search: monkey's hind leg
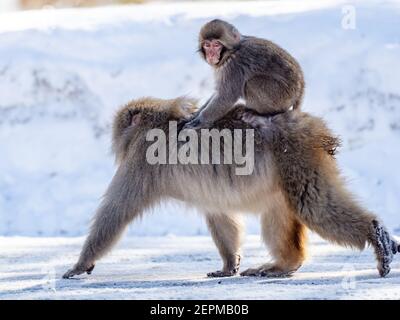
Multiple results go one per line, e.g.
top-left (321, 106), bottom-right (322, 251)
top-left (241, 196), bottom-right (307, 277)
top-left (292, 164), bottom-right (400, 277)
top-left (369, 220), bottom-right (400, 277)
top-left (206, 213), bottom-right (244, 277)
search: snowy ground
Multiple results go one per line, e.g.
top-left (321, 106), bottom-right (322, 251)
top-left (1, 235), bottom-right (399, 300)
top-left (1, 0), bottom-right (400, 300)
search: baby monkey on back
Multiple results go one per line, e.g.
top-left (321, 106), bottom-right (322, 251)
top-left (186, 19), bottom-right (305, 128)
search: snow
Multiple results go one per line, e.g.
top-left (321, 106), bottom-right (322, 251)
top-left (1, 0), bottom-right (399, 301)
top-left (0, 235), bottom-right (399, 299)
top-left (0, 0), bottom-right (399, 267)
top-left (1, 0), bottom-right (399, 238)
top-left (0, 1), bottom-right (18, 14)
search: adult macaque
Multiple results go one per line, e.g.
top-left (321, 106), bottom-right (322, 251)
top-left (185, 19), bottom-right (305, 128)
top-left (63, 97), bottom-right (399, 279)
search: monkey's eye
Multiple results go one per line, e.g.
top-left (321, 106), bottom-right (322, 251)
top-left (203, 41), bottom-right (212, 48)
top-left (212, 41), bottom-right (222, 48)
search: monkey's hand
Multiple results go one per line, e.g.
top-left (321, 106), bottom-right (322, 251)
top-left (207, 265), bottom-right (240, 278)
top-left (183, 116), bottom-right (206, 130)
top-left (62, 263), bottom-right (95, 279)
top-left (207, 269), bottom-right (238, 277)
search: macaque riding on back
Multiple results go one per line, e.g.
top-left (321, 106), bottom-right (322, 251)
top-left (185, 19), bottom-right (305, 129)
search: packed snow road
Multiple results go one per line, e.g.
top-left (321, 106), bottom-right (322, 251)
top-left (0, 235), bottom-right (399, 299)
top-left (1, 1), bottom-right (400, 239)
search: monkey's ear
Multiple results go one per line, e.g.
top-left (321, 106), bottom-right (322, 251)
top-left (232, 30), bottom-right (241, 42)
top-left (129, 111), bottom-right (141, 126)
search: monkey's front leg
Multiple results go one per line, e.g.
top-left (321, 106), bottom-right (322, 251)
top-left (182, 98), bottom-right (213, 129)
top-left (63, 167), bottom-right (147, 279)
top-left (241, 206), bottom-right (307, 278)
top-left (205, 213), bottom-right (244, 277)
top-left (62, 197), bottom-right (139, 279)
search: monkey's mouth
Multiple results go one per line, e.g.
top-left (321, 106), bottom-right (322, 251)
top-left (207, 54), bottom-right (220, 65)
top-left (207, 47), bottom-right (226, 66)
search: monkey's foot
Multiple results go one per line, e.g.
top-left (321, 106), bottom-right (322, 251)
top-left (370, 220), bottom-right (400, 277)
top-left (241, 111), bottom-right (271, 129)
top-left (62, 263), bottom-right (95, 279)
top-left (240, 263), bottom-right (298, 278)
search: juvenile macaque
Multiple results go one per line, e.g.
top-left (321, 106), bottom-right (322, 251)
top-left (63, 97), bottom-right (399, 279)
top-left (186, 19), bottom-right (305, 128)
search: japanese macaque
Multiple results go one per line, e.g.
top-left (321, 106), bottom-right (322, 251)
top-left (63, 97), bottom-right (399, 279)
top-left (185, 19), bottom-right (305, 129)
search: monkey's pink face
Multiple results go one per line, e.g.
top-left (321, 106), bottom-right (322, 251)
top-left (203, 39), bottom-right (223, 65)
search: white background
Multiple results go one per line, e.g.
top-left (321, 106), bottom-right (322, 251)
top-left (0, 0), bottom-right (399, 237)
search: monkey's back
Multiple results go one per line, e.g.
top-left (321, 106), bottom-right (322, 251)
top-left (111, 98), bottom-right (339, 215)
top-left (237, 36), bottom-right (304, 83)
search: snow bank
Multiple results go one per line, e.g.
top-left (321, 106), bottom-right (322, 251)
top-left (0, 0), bottom-right (399, 236)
